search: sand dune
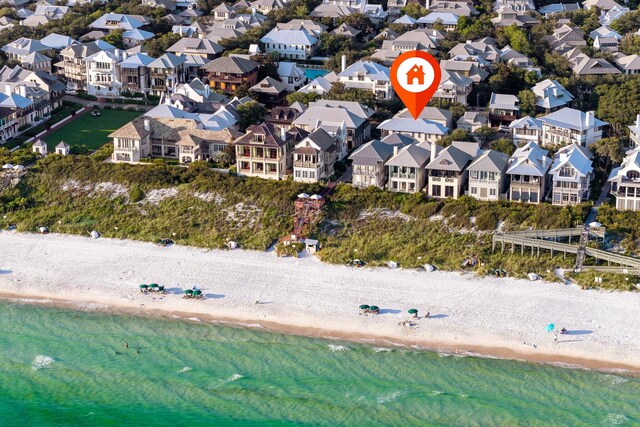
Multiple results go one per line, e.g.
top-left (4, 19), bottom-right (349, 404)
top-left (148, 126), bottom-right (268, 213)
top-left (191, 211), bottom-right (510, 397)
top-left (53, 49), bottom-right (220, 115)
top-left (1, 231), bottom-right (639, 371)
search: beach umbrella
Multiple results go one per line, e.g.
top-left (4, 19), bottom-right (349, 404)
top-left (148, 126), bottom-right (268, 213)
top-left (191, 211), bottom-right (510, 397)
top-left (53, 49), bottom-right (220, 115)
top-left (139, 284), bottom-right (148, 289)
top-left (369, 305), bottom-right (379, 311)
top-left (546, 323), bottom-right (555, 333)
top-left (359, 304), bottom-right (370, 310)
top-left (2, 163), bottom-right (13, 169)
top-left (13, 165), bottom-right (25, 171)
top-left (408, 309), bottom-right (418, 315)
top-left (184, 289), bottom-right (193, 295)
top-left (149, 283), bottom-right (159, 288)
top-left (297, 193), bottom-right (310, 199)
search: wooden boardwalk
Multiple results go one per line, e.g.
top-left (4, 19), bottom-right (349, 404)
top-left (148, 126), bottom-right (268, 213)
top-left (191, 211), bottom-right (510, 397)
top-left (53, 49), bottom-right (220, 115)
top-left (492, 226), bottom-right (640, 272)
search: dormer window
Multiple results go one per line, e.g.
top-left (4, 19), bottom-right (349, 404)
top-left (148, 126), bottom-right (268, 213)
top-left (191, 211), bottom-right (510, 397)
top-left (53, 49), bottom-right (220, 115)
top-left (253, 133), bottom-right (265, 143)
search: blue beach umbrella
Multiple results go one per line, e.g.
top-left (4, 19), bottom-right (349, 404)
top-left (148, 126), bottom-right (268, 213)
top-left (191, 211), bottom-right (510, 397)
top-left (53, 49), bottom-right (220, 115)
top-left (546, 323), bottom-right (555, 333)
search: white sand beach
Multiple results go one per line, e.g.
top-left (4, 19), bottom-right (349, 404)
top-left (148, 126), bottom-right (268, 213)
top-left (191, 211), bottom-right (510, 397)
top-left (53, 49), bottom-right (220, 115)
top-left (1, 231), bottom-right (640, 371)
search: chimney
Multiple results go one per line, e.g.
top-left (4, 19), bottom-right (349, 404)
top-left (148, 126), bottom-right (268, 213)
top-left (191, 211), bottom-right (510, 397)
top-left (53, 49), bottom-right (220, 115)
top-left (393, 145), bottom-right (398, 156)
top-left (4, 84), bottom-right (11, 96)
top-left (280, 126), bottom-right (287, 141)
top-left (18, 85), bottom-right (26, 98)
top-left (586, 111), bottom-right (594, 127)
top-left (426, 0), bottom-right (430, 9)
top-left (179, 26), bottom-right (183, 36)
top-left (144, 118), bottom-right (150, 132)
top-left (252, 6), bottom-right (256, 14)
top-left (636, 113), bottom-right (640, 128)
top-left (341, 54), bottom-right (347, 73)
top-left (430, 140), bottom-right (436, 163)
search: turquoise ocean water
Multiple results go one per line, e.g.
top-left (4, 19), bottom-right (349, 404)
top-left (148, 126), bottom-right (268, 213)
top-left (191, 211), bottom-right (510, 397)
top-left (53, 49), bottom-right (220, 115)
top-left (0, 301), bottom-right (638, 426)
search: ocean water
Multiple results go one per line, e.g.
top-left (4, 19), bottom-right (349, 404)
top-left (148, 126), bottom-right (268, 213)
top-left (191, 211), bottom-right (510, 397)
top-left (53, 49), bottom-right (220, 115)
top-left (0, 302), bottom-right (639, 426)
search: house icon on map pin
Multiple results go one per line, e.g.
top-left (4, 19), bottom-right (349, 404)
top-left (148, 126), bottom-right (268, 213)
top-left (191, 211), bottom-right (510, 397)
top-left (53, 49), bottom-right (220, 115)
top-left (406, 65), bottom-right (425, 85)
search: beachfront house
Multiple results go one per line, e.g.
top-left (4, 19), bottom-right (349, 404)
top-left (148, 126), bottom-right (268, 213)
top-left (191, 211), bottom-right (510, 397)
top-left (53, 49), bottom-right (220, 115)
top-left (385, 142), bottom-right (435, 193)
top-left (426, 141), bottom-right (481, 199)
top-left (109, 116), bottom-right (239, 164)
top-left (292, 128), bottom-right (338, 183)
top-left (549, 143), bottom-right (594, 205)
top-left (349, 139), bottom-right (397, 189)
top-left (260, 28), bottom-right (318, 60)
top-left (234, 122), bottom-right (307, 180)
top-left (608, 147), bottom-right (640, 211)
top-left (467, 149), bottom-right (510, 201)
top-left (506, 141), bottom-right (551, 204)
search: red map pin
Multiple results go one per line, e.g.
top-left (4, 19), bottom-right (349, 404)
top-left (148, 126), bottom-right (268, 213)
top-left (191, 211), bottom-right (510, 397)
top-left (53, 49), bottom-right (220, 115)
top-left (390, 51), bottom-right (441, 120)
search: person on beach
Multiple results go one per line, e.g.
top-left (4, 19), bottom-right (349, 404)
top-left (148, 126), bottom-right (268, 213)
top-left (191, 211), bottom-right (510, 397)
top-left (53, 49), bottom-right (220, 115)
top-left (425, 312), bottom-right (430, 319)
top-left (125, 341), bottom-right (129, 348)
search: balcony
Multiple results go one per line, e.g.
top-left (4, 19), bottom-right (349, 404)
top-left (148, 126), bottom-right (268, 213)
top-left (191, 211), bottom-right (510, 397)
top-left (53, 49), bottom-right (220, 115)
top-left (294, 161), bottom-right (317, 168)
top-left (511, 178), bottom-right (540, 185)
top-left (391, 172), bottom-right (416, 179)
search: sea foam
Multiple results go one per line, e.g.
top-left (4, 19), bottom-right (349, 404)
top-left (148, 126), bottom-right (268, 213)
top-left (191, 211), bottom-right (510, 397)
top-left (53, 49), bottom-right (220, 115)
top-left (177, 367), bottom-right (192, 374)
top-left (32, 355), bottom-right (54, 371)
top-left (328, 344), bottom-right (349, 352)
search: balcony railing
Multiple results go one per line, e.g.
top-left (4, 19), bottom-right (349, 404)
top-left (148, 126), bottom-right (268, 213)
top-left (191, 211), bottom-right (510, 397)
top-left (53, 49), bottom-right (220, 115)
top-left (294, 161), bottom-right (317, 168)
top-left (391, 172), bottom-right (416, 179)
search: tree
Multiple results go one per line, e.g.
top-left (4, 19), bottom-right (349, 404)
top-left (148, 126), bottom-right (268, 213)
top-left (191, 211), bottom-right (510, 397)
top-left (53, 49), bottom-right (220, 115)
top-left (250, 53), bottom-right (279, 81)
top-left (457, 16), bottom-right (495, 40)
top-left (237, 100), bottom-right (267, 131)
top-left (339, 13), bottom-right (375, 35)
top-left (591, 137), bottom-right (626, 170)
top-left (103, 29), bottom-right (124, 49)
top-left (143, 33), bottom-right (181, 57)
top-left (596, 77), bottom-right (640, 135)
top-left (325, 83), bottom-right (376, 108)
top-left (488, 63), bottom-right (526, 95)
top-left (500, 25), bottom-right (531, 55)
top-left (619, 34), bottom-right (640, 55)
top-left (439, 129), bottom-right (475, 147)
top-left (447, 102), bottom-right (466, 122)
top-left (490, 137), bottom-right (516, 156)
top-left (611, 10), bottom-right (640, 35)
top-left (543, 52), bottom-right (573, 78)
top-left (475, 125), bottom-right (495, 143)
top-left (401, 3), bottom-right (427, 18)
top-left (517, 89), bottom-right (536, 116)
top-left (318, 33), bottom-right (354, 57)
top-left (286, 91), bottom-right (319, 105)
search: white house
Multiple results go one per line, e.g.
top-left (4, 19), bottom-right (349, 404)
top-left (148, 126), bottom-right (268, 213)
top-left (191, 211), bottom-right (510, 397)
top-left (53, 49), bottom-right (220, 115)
top-left (467, 149), bottom-right (510, 201)
top-left (531, 79), bottom-right (574, 113)
top-left (608, 147), bottom-right (640, 211)
top-left (292, 128), bottom-right (338, 183)
top-left (336, 61), bottom-right (393, 100)
top-left (549, 143), bottom-right (593, 205)
top-left (86, 49), bottom-right (124, 97)
top-left (538, 107), bottom-right (607, 148)
top-left (260, 29), bottom-right (318, 60)
top-left (506, 141), bottom-right (551, 204)
top-left (509, 116), bottom-right (543, 145)
top-left (277, 62), bottom-right (306, 92)
top-left (377, 117), bottom-right (448, 143)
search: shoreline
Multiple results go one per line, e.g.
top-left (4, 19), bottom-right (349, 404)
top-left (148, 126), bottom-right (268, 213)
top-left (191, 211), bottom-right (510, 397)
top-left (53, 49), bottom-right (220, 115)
top-left (2, 231), bottom-right (640, 374)
top-left (2, 291), bottom-right (639, 374)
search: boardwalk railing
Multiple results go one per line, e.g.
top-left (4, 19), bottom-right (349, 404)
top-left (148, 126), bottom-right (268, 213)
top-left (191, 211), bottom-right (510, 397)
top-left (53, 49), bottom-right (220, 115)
top-left (492, 227), bottom-right (640, 270)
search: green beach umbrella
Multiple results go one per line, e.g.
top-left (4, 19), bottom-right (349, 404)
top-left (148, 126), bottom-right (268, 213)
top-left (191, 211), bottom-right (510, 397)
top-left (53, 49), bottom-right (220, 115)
top-left (408, 309), bottom-right (418, 315)
top-left (370, 306), bottom-right (379, 311)
top-left (139, 284), bottom-right (148, 289)
top-left (150, 283), bottom-right (159, 288)
top-left (359, 305), bottom-right (370, 310)
top-left (184, 289), bottom-right (193, 295)
top-left (194, 290), bottom-right (202, 295)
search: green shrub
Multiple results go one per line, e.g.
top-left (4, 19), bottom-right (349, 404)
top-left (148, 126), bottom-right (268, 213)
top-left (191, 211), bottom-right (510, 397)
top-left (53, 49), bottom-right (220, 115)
top-left (475, 210), bottom-right (498, 231)
top-left (128, 185), bottom-right (145, 202)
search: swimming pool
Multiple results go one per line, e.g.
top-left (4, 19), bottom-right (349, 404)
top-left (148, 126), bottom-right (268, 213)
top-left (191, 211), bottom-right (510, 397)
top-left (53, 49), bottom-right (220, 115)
top-left (304, 69), bottom-right (329, 80)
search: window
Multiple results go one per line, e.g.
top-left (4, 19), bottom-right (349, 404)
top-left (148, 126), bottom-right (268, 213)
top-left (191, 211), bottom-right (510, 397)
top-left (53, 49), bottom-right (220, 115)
top-left (489, 188), bottom-right (496, 196)
top-left (445, 186), bottom-right (454, 198)
top-left (253, 134), bottom-right (265, 143)
top-left (432, 185), bottom-right (441, 197)
top-left (470, 186), bottom-right (477, 194)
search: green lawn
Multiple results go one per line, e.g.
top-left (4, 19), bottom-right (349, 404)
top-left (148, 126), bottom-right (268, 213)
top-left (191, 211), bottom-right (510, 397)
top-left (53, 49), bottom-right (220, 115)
top-left (44, 109), bottom-right (142, 151)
